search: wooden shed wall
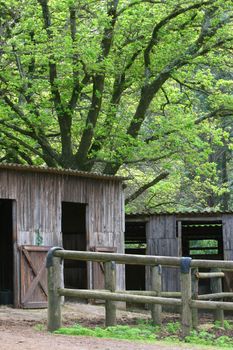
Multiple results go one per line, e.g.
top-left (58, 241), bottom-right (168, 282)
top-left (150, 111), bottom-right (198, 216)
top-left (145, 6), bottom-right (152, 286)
top-left (146, 213), bottom-right (233, 293)
top-left (146, 215), bottom-right (179, 292)
top-left (222, 214), bottom-right (233, 260)
top-left (0, 169), bottom-right (125, 292)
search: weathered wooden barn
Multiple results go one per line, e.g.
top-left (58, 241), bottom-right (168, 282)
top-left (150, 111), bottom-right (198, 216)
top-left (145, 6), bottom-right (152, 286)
top-left (0, 163), bottom-right (125, 308)
top-left (125, 212), bottom-right (233, 293)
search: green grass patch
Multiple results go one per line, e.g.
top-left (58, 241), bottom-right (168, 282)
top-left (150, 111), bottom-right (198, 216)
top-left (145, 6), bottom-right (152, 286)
top-left (54, 321), bottom-right (233, 348)
top-left (184, 330), bottom-right (233, 348)
top-left (55, 324), bottom-right (158, 342)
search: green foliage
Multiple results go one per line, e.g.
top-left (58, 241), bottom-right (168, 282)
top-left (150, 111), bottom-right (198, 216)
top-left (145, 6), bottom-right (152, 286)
top-left (213, 320), bottom-right (233, 330)
top-left (184, 330), bottom-right (233, 348)
top-left (165, 322), bottom-right (181, 334)
top-left (1, 0), bottom-right (233, 210)
top-left (55, 324), bottom-right (158, 342)
top-left (54, 322), bottom-right (233, 348)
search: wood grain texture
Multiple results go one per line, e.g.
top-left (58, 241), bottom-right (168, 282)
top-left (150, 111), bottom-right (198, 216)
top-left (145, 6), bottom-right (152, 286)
top-left (0, 168), bottom-right (125, 307)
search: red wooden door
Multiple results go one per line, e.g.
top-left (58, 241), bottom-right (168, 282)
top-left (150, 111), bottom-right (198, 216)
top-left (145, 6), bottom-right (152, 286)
top-left (20, 245), bottom-right (51, 308)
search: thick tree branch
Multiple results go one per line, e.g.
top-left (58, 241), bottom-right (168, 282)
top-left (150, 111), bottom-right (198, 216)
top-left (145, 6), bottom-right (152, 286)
top-left (38, 0), bottom-right (73, 165)
top-left (103, 5), bottom-right (232, 175)
top-left (1, 93), bottom-right (60, 165)
top-left (0, 129), bottom-right (44, 159)
top-left (195, 109), bottom-right (233, 124)
top-left (87, 152), bottom-right (175, 165)
top-left (68, 6), bottom-right (90, 111)
top-left (75, 0), bottom-right (119, 169)
top-left (144, 0), bottom-right (214, 75)
top-left (0, 119), bottom-right (34, 137)
top-left (86, 49), bottom-right (141, 170)
top-left (125, 171), bottom-right (169, 204)
top-left (0, 140), bottom-right (34, 165)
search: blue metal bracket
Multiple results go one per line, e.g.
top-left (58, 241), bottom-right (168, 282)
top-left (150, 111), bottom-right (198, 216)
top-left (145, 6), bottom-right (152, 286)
top-left (180, 257), bottom-right (192, 274)
top-left (46, 247), bottom-right (63, 268)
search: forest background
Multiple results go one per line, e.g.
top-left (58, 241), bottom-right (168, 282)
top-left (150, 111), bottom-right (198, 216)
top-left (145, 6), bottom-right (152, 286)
top-left (0, 0), bottom-right (233, 213)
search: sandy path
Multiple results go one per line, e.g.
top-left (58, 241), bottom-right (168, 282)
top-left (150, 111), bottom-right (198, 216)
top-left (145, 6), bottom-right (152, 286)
top-left (0, 327), bottom-right (199, 350)
top-left (0, 304), bottom-right (220, 350)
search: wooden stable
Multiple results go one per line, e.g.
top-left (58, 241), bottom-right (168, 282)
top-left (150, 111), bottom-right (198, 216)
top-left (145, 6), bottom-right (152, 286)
top-left (125, 212), bottom-right (233, 294)
top-left (0, 163), bottom-right (125, 308)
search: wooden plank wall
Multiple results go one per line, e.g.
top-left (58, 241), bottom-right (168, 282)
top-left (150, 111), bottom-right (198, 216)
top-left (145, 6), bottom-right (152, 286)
top-left (146, 215), bottom-right (180, 292)
top-left (222, 214), bottom-right (233, 260)
top-left (0, 169), bottom-right (125, 292)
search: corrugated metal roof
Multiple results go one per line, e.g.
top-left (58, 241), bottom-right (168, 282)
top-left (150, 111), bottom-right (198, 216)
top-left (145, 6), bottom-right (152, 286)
top-left (126, 209), bottom-right (233, 217)
top-left (0, 163), bottom-right (127, 181)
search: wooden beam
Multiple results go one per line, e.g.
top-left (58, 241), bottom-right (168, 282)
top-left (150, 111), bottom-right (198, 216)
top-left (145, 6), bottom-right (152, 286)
top-left (195, 272), bottom-right (225, 279)
top-left (198, 292), bottom-right (233, 300)
top-left (180, 259), bottom-right (192, 337)
top-left (54, 250), bottom-right (182, 266)
top-left (47, 256), bottom-right (62, 332)
top-left (191, 300), bottom-right (233, 311)
top-left (210, 268), bottom-right (224, 325)
top-left (58, 288), bottom-right (182, 306)
top-left (191, 268), bottom-right (198, 329)
top-left (104, 261), bottom-right (116, 326)
top-left (151, 265), bottom-right (162, 325)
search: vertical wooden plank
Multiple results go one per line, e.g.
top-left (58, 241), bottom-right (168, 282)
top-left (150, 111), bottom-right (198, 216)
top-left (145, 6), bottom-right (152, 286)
top-left (180, 258), bottom-right (192, 337)
top-left (151, 265), bottom-right (162, 325)
top-left (211, 268), bottom-right (224, 325)
top-left (191, 268), bottom-right (199, 329)
top-left (104, 261), bottom-right (116, 326)
top-left (177, 221), bottom-right (182, 257)
top-left (47, 256), bottom-right (62, 332)
top-left (12, 200), bottom-right (20, 308)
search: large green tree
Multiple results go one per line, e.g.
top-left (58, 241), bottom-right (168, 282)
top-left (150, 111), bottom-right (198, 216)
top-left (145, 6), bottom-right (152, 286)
top-left (0, 0), bottom-right (232, 206)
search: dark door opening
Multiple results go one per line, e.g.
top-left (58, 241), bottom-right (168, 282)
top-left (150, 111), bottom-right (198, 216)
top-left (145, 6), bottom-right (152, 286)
top-left (180, 220), bottom-right (223, 294)
top-left (62, 202), bottom-right (87, 289)
top-left (125, 221), bottom-right (146, 291)
top-left (0, 199), bottom-right (14, 305)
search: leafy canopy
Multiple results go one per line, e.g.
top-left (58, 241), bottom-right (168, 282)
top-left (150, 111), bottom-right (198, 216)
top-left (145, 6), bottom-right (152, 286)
top-left (0, 0), bottom-right (232, 207)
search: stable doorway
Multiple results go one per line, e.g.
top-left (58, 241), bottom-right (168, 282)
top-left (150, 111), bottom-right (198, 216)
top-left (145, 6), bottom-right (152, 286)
top-left (125, 221), bottom-right (146, 291)
top-left (62, 202), bottom-right (87, 289)
top-left (0, 199), bottom-right (14, 305)
top-left (179, 220), bottom-right (224, 294)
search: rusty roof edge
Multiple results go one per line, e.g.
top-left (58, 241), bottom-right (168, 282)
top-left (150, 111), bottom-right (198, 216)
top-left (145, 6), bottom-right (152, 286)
top-left (0, 163), bottom-right (129, 181)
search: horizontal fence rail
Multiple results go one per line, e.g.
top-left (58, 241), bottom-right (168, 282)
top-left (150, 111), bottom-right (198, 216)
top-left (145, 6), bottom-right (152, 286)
top-left (54, 250), bottom-right (233, 269)
top-left (195, 272), bottom-right (225, 279)
top-left (47, 248), bottom-right (233, 337)
top-left (54, 250), bottom-right (182, 266)
top-left (58, 288), bottom-right (182, 306)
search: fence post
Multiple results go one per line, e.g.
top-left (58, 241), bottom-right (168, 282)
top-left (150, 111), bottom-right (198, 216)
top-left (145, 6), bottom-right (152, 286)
top-left (104, 261), bottom-right (117, 327)
top-left (46, 247), bottom-right (63, 332)
top-left (211, 268), bottom-right (224, 326)
top-left (180, 257), bottom-right (192, 337)
top-left (151, 265), bottom-right (162, 325)
top-left (191, 268), bottom-right (199, 329)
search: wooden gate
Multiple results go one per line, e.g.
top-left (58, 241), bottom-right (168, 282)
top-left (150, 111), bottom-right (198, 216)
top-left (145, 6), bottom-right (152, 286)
top-left (20, 245), bottom-right (50, 308)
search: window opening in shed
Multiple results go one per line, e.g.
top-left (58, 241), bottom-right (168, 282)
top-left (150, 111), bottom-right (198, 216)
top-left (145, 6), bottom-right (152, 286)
top-left (0, 199), bottom-right (14, 305)
top-left (62, 202), bottom-right (87, 290)
top-left (181, 221), bottom-right (223, 260)
top-left (180, 220), bottom-right (223, 294)
top-left (125, 221), bottom-right (146, 291)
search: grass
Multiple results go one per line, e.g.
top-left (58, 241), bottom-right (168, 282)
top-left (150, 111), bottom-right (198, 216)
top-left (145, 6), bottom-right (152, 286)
top-left (55, 324), bottom-right (158, 342)
top-left (54, 320), bottom-right (233, 348)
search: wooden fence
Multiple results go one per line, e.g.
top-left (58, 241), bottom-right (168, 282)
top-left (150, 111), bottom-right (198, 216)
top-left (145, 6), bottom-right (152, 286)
top-left (46, 248), bottom-right (233, 336)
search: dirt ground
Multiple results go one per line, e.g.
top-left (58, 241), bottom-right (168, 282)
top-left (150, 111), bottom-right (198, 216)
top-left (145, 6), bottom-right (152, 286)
top-left (0, 303), bottom-right (222, 350)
